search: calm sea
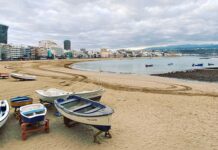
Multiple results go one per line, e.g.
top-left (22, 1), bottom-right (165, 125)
top-left (72, 56), bottom-right (218, 75)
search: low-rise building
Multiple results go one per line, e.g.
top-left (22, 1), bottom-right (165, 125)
top-left (50, 47), bottom-right (64, 58)
top-left (35, 47), bottom-right (47, 59)
top-left (10, 45), bottom-right (24, 59)
top-left (100, 48), bottom-right (112, 58)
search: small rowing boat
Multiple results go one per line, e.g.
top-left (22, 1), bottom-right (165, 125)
top-left (54, 95), bottom-right (113, 142)
top-left (145, 64), bottom-right (153, 67)
top-left (208, 63), bottom-right (214, 66)
top-left (192, 63), bottom-right (203, 67)
top-left (36, 88), bottom-right (104, 103)
top-left (20, 104), bottom-right (47, 124)
top-left (10, 96), bottom-right (33, 108)
top-left (0, 100), bottom-right (10, 128)
top-left (10, 73), bottom-right (36, 81)
top-left (0, 73), bottom-right (9, 79)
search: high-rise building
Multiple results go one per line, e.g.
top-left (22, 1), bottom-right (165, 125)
top-left (64, 40), bottom-right (71, 50)
top-left (0, 24), bottom-right (8, 44)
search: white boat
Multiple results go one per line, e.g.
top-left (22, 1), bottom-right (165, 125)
top-left (0, 100), bottom-right (10, 128)
top-left (35, 88), bottom-right (104, 103)
top-left (54, 95), bottom-right (113, 131)
top-left (10, 73), bottom-right (36, 81)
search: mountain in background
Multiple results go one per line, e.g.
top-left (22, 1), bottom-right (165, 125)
top-left (146, 44), bottom-right (218, 55)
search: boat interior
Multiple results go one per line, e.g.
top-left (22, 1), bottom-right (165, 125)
top-left (0, 101), bottom-right (7, 117)
top-left (38, 89), bottom-right (69, 96)
top-left (22, 108), bottom-right (45, 117)
top-left (59, 98), bottom-right (103, 114)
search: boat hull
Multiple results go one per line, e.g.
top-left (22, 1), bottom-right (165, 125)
top-left (11, 101), bottom-right (33, 108)
top-left (55, 104), bottom-right (112, 127)
top-left (0, 113), bottom-right (9, 128)
top-left (10, 97), bottom-right (33, 108)
top-left (21, 115), bottom-right (45, 124)
top-left (0, 100), bottom-right (10, 128)
top-left (10, 73), bottom-right (36, 81)
top-left (37, 89), bottom-right (104, 103)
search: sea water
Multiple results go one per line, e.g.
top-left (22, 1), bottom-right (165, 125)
top-left (72, 56), bottom-right (218, 75)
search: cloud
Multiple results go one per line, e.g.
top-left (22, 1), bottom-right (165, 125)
top-left (0, 0), bottom-right (218, 49)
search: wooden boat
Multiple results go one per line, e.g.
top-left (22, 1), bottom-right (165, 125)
top-left (10, 73), bottom-right (36, 81)
top-left (0, 100), bottom-right (10, 128)
top-left (20, 104), bottom-right (47, 124)
top-left (0, 73), bottom-right (9, 79)
top-left (10, 96), bottom-right (33, 108)
top-left (54, 95), bottom-right (113, 132)
top-left (145, 64), bottom-right (153, 67)
top-left (192, 63), bottom-right (203, 67)
top-left (36, 88), bottom-right (104, 103)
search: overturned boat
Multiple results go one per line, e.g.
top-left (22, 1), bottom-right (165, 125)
top-left (36, 88), bottom-right (104, 103)
top-left (10, 73), bottom-right (36, 81)
top-left (0, 100), bottom-right (10, 128)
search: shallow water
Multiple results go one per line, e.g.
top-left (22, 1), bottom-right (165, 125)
top-left (72, 56), bottom-right (218, 75)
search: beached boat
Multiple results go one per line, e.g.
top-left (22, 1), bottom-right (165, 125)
top-left (20, 104), bottom-right (47, 124)
top-left (54, 95), bottom-right (113, 132)
top-left (10, 96), bottom-right (33, 108)
top-left (145, 64), bottom-right (153, 67)
top-left (0, 100), bottom-right (10, 128)
top-left (10, 73), bottom-right (36, 81)
top-left (36, 88), bottom-right (104, 103)
top-left (0, 73), bottom-right (9, 79)
top-left (192, 63), bottom-right (203, 67)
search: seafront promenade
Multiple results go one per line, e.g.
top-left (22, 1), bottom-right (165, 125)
top-left (0, 59), bottom-right (218, 150)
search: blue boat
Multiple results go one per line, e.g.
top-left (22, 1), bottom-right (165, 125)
top-left (20, 104), bottom-right (47, 124)
top-left (10, 96), bottom-right (33, 108)
top-left (192, 63), bottom-right (203, 67)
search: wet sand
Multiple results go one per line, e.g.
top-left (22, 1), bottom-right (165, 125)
top-left (0, 59), bottom-right (218, 150)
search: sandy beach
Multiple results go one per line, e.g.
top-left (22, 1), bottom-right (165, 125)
top-left (0, 59), bottom-right (218, 150)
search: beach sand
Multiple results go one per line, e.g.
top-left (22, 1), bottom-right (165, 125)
top-left (0, 59), bottom-right (218, 150)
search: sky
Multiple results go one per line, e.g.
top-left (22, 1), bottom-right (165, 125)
top-left (0, 0), bottom-right (218, 49)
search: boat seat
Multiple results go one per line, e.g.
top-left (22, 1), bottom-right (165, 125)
top-left (59, 98), bottom-right (78, 105)
top-left (72, 103), bottom-right (92, 112)
top-left (22, 108), bottom-right (45, 115)
top-left (84, 107), bottom-right (101, 114)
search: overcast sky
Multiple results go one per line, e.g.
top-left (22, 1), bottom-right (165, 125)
top-left (0, 0), bottom-right (218, 49)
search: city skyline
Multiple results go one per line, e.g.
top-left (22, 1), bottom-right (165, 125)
top-left (0, 0), bottom-right (218, 49)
